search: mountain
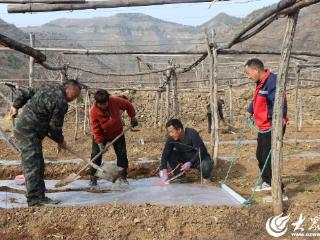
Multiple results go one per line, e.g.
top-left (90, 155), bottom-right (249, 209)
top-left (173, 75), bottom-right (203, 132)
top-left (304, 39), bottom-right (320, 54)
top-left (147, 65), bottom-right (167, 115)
top-left (200, 13), bottom-right (242, 33)
top-left (1, 3), bottom-right (320, 80)
top-left (0, 19), bottom-right (29, 78)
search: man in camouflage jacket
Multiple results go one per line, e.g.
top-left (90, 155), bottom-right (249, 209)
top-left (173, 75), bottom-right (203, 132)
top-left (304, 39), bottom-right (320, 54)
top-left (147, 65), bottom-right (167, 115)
top-left (8, 80), bottom-right (81, 207)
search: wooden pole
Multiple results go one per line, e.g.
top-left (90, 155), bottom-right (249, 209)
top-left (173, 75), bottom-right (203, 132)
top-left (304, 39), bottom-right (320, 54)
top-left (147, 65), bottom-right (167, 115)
top-left (83, 90), bottom-right (89, 134)
top-left (271, 11), bottom-right (299, 215)
top-left (29, 33), bottom-right (35, 87)
top-left (228, 80), bottom-right (233, 130)
top-left (171, 69), bottom-right (179, 118)
top-left (212, 48), bottom-right (219, 167)
top-left (294, 67), bottom-right (300, 145)
top-left (159, 90), bottom-right (164, 129)
top-left (8, 0), bottom-right (214, 13)
top-left (205, 33), bottom-right (219, 167)
top-left (165, 76), bottom-right (171, 122)
top-left (298, 89), bottom-right (303, 131)
top-left (0, 33), bottom-right (46, 62)
top-left (0, 0), bottom-right (85, 3)
top-left (74, 99), bottom-right (79, 141)
top-left (154, 90), bottom-right (160, 128)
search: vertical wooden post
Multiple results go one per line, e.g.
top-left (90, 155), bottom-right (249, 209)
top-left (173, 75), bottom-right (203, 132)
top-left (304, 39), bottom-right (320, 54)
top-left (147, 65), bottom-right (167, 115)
top-left (29, 33), bottom-right (35, 87)
top-left (159, 90), bottom-right (164, 129)
top-left (154, 90), bottom-right (160, 128)
top-left (137, 57), bottom-right (143, 87)
top-left (271, 11), bottom-right (299, 215)
top-left (205, 33), bottom-right (219, 167)
top-left (298, 90), bottom-right (302, 131)
top-left (74, 99), bottom-right (79, 141)
top-left (294, 67), bottom-right (300, 145)
top-left (83, 90), bottom-right (89, 135)
top-left (171, 69), bottom-right (179, 118)
top-left (165, 78), bottom-right (171, 121)
top-left (228, 80), bottom-right (233, 130)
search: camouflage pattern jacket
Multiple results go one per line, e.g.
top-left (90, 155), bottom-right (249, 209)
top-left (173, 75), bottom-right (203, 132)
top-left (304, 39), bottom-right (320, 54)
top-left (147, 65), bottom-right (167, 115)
top-left (13, 84), bottom-right (68, 143)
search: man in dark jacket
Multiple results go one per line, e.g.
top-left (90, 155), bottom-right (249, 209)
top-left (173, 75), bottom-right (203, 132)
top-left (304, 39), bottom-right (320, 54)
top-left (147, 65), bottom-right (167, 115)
top-left (159, 119), bottom-right (212, 183)
top-left (245, 58), bottom-right (288, 199)
top-left (9, 80), bottom-right (81, 206)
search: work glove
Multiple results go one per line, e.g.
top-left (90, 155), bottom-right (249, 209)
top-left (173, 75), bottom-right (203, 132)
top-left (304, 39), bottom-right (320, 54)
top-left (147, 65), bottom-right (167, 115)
top-left (98, 143), bottom-right (105, 152)
top-left (130, 117), bottom-right (138, 128)
top-left (159, 169), bottom-right (168, 182)
top-left (180, 162), bottom-right (192, 171)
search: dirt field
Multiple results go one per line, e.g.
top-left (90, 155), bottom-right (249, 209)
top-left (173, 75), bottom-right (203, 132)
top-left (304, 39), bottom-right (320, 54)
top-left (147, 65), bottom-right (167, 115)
top-left (0, 120), bottom-right (319, 239)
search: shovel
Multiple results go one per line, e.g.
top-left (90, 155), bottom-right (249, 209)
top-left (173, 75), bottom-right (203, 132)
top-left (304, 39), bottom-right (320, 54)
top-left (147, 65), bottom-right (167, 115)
top-left (54, 127), bottom-right (131, 187)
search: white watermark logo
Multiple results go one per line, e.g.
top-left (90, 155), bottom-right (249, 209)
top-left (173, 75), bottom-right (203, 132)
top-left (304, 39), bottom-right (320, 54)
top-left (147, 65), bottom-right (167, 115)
top-left (266, 213), bottom-right (320, 238)
top-left (266, 213), bottom-right (291, 237)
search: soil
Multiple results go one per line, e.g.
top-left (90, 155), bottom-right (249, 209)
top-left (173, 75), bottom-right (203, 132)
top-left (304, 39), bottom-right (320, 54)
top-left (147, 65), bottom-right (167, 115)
top-left (0, 121), bottom-right (320, 240)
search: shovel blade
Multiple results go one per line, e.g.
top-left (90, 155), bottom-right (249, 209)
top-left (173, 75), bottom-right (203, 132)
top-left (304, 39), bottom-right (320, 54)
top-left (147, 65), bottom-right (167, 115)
top-left (95, 163), bottom-right (124, 183)
top-left (54, 173), bottom-right (81, 188)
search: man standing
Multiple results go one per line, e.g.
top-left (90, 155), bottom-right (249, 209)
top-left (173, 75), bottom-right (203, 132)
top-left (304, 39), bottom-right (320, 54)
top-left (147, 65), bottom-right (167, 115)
top-left (9, 80), bottom-right (81, 207)
top-left (159, 119), bottom-right (212, 183)
top-left (244, 58), bottom-right (288, 199)
top-left (89, 89), bottom-right (138, 186)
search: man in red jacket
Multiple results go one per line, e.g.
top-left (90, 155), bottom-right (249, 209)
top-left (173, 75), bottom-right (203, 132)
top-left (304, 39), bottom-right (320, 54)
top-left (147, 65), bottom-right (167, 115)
top-left (89, 89), bottom-right (138, 186)
top-left (245, 58), bottom-right (288, 200)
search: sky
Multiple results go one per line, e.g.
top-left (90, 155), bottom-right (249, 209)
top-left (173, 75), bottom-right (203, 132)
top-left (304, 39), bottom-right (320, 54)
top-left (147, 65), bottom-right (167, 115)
top-left (0, 0), bottom-right (279, 28)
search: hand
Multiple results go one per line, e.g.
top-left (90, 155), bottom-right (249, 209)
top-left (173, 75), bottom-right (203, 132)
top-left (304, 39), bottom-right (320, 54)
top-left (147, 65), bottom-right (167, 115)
top-left (130, 117), bottom-right (138, 128)
top-left (98, 143), bottom-right (105, 152)
top-left (159, 169), bottom-right (168, 182)
top-left (181, 162), bottom-right (192, 171)
top-left (8, 106), bottom-right (18, 118)
top-left (57, 141), bottom-right (67, 152)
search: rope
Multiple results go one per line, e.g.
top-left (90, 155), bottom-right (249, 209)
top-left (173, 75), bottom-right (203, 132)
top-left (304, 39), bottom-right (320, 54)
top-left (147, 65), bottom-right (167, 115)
top-left (221, 116), bottom-right (273, 206)
top-left (243, 149), bottom-right (272, 205)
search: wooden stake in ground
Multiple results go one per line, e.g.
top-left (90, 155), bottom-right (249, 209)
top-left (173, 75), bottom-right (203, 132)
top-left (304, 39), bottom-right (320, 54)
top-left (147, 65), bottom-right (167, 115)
top-left (205, 33), bottom-right (219, 167)
top-left (228, 79), bottom-right (233, 131)
top-left (271, 10), bottom-right (299, 215)
top-left (294, 67), bottom-right (300, 145)
top-left (74, 99), bottom-right (79, 141)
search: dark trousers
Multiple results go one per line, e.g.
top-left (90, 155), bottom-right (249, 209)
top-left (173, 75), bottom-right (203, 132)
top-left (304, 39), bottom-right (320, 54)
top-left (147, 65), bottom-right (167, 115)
top-left (14, 129), bottom-right (45, 206)
top-left (256, 126), bottom-right (286, 191)
top-left (167, 151), bottom-right (212, 179)
top-left (89, 135), bottom-right (128, 178)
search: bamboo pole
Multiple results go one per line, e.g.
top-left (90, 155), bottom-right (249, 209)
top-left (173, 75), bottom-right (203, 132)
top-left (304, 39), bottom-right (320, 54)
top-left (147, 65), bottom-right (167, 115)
top-left (28, 33), bottom-right (35, 87)
top-left (271, 11), bottom-right (299, 215)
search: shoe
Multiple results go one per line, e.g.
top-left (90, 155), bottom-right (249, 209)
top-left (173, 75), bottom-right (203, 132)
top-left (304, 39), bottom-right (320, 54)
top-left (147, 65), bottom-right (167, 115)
top-left (262, 193), bottom-right (289, 203)
top-left (28, 196), bottom-right (61, 207)
top-left (202, 178), bottom-right (212, 184)
top-left (40, 196), bottom-right (61, 205)
top-left (89, 176), bottom-right (98, 187)
top-left (254, 182), bottom-right (271, 192)
top-left (112, 177), bottom-right (129, 191)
